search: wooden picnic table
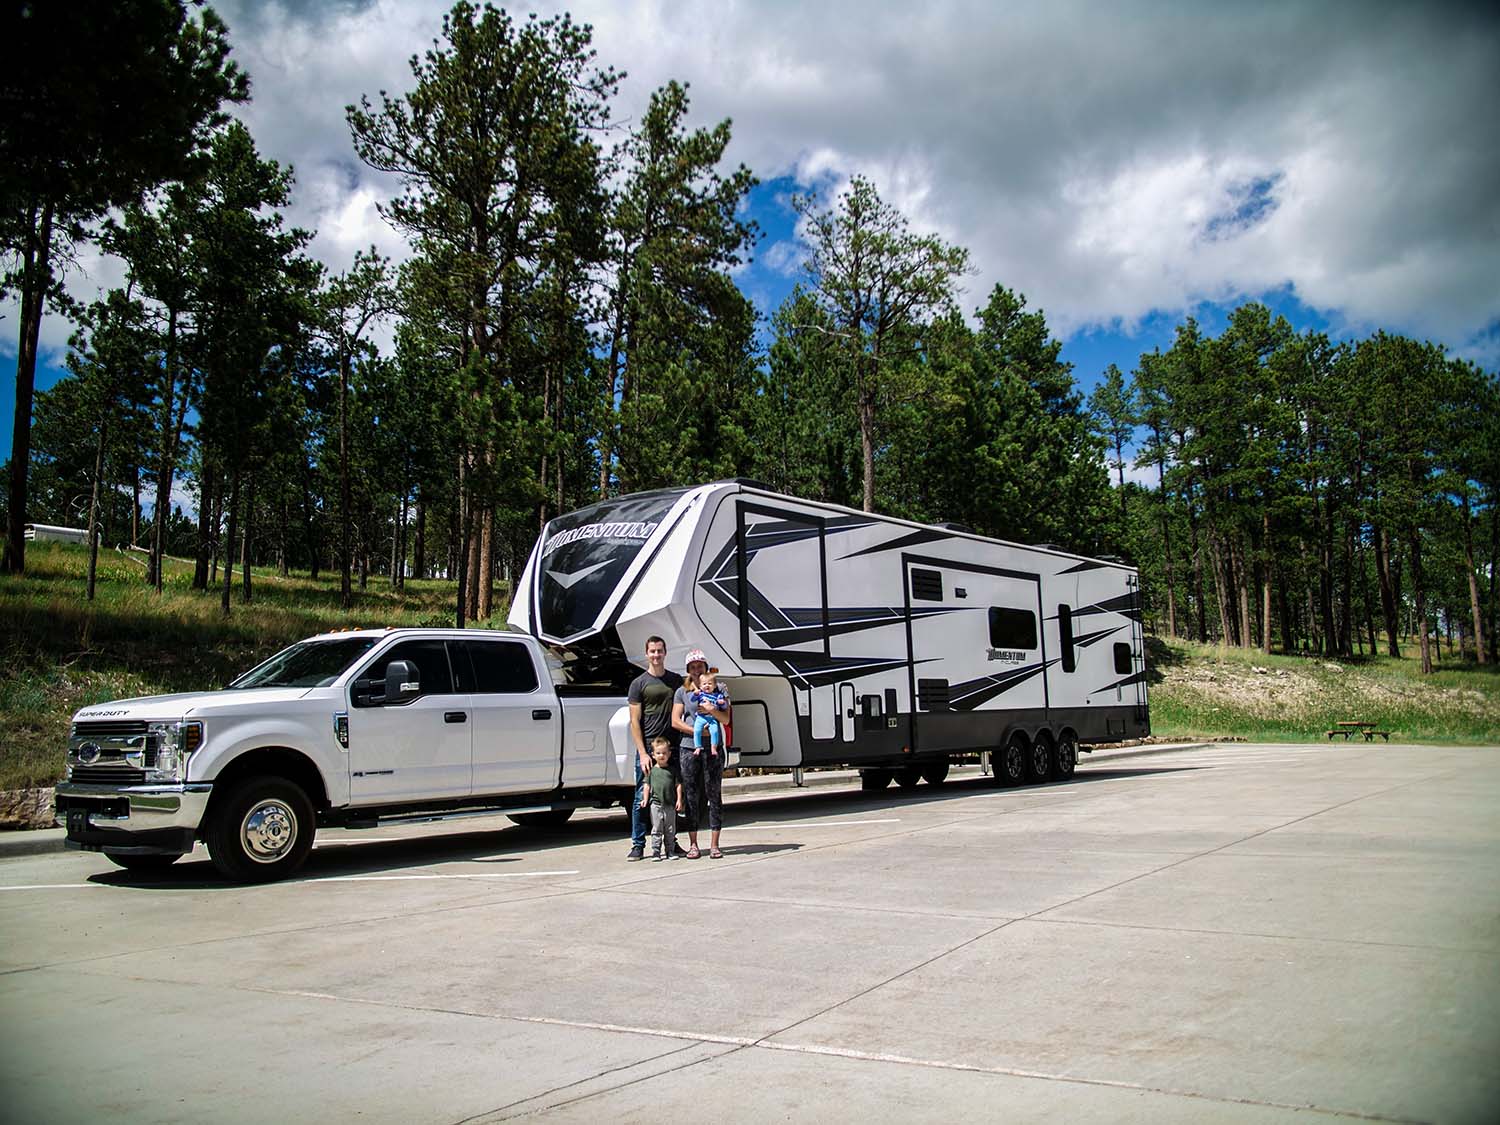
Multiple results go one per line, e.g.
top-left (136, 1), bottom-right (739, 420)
top-left (1326, 720), bottom-right (1391, 742)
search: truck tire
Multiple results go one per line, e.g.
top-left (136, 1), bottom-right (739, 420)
top-left (860, 768), bottom-right (893, 791)
top-left (507, 809), bottom-right (575, 829)
top-left (997, 735), bottom-right (1028, 787)
top-left (894, 765), bottom-right (922, 789)
top-left (1028, 733), bottom-right (1055, 784)
top-left (1054, 732), bottom-right (1079, 780)
top-left (207, 776), bottom-right (315, 883)
top-left (105, 852), bottom-right (180, 873)
top-left (919, 758), bottom-right (950, 785)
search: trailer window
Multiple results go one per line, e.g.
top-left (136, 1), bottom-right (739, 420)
top-left (1058, 604), bottom-right (1075, 673)
top-left (1113, 642), bottom-right (1133, 675)
top-left (988, 607), bottom-right (1037, 650)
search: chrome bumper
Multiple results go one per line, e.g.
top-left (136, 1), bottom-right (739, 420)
top-left (55, 782), bottom-right (212, 853)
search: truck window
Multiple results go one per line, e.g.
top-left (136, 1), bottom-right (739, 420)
top-left (365, 640), bottom-right (455, 696)
top-left (988, 607), bottom-right (1037, 650)
top-left (460, 640), bottom-right (539, 694)
top-left (1114, 642), bottom-right (1133, 675)
top-left (229, 636), bottom-right (378, 689)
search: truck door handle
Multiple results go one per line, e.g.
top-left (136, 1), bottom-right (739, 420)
top-left (444, 711), bottom-right (467, 724)
top-left (531, 708), bottom-right (552, 720)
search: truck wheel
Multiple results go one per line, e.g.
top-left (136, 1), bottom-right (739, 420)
top-left (105, 852), bottom-right (180, 873)
top-left (1054, 732), bottom-right (1079, 780)
top-left (860, 768), bottom-right (893, 791)
top-left (207, 776), bottom-right (315, 883)
top-left (998, 735), bottom-right (1028, 787)
top-left (1028, 733), bottom-right (1055, 784)
top-left (919, 758), bottom-right (950, 785)
top-left (895, 765), bottom-right (922, 789)
top-left (508, 809), bottom-right (575, 829)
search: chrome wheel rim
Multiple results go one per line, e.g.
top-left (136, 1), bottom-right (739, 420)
top-left (241, 799), bottom-right (298, 864)
top-left (1005, 744), bottom-right (1025, 779)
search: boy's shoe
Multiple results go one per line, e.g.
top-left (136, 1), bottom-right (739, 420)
top-left (627, 845), bottom-right (644, 861)
top-left (669, 853), bottom-right (682, 860)
top-left (653, 852), bottom-right (664, 862)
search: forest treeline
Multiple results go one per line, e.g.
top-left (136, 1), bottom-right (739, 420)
top-left (4, 2), bottom-right (1497, 671)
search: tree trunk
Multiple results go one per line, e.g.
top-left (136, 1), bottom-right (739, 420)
top-left (1461, 491), bottom-right (1486, 663)
top-left (859, 363), bottom-right (876, 514)
top-left (4, 200), bottom-right (55, 575)
top-left (220, 471), bottom-right (239, 617)
top-left (86, 401), bottom-right (108, 602)
top-left (1276, 564), bottom-right (1295, 654)
top-left (1261, 512), bottom-right (1273, 655)
top-left (1236, 535), bottom-right (1252, 649)
top-left (1156, 451), bottom-right (1177, 638)
top-left (1187, 491), bottom-right (1207, 642)
top-left (1409, 530), bottom-right (1431, 674)
top-left (413, 494), bottom-right (426, 581)
top-left (194, 460), bottom-right (215, 590)
top-left (1374, 524), bottom-right (1400, 657)
top-left (1208, 530), bottom-right (1231, 645)
top-left (455, 451), bottom-right (470, 628)
top-left (299, 461), bottom-right (321, 580)
top-left (1489, 494), bottom-right (1498, 664)
top-left (241, 472), bottom-right (254, 604)
top-left (478, 504), bottom-right (495, 619)
top-left (339, 347), bottom-right (353, 610)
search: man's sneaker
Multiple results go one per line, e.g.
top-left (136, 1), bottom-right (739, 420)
top-left (653, 852), bottom-right (664, 862)
top-left (670, 853), bottom-right (682, 860)
top-left (627, 845), bottom-right (645, 861)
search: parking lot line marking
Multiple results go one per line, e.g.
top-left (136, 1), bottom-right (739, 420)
top-left (720, 818), bottom-right (900, 831)
top-left (0, 883), bottom-right (100, 891)
top-left (319, 870), bottom-right (580, 882)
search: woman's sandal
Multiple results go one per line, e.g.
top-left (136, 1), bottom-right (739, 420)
top-left (709, 848), bottom-right (724, 859)
top-left (686, 846), bottom-right (700, 859)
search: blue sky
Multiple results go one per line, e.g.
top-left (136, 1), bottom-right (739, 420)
top-left (5, 0), bottom-right (1497, 485)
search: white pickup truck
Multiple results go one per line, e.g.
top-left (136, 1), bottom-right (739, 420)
top-left (54, 628), bottom-right (644, 881)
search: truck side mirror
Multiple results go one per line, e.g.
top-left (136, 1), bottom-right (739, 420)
top-left (384, 660), bottom-right (421, 705)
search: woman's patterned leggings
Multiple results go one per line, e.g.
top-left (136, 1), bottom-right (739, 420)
top-left (678, 742), bottom-right (723, 831)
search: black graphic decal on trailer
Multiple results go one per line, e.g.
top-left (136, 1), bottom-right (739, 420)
top-left (835, 527), bottom-right (951, 561)
top-left (1057, 560), bottom-right (1108, 575)
top-left (1072, 624), bottom-right (1127, 648)
top-left (1071, 592), bottom-right (1142, 622)
top-left (779, 654), bottom-right (918, 690)
top-left (1089, 669), bottom-right (1148, 696)
top-left (945, 660), bottom-right (1060, 711)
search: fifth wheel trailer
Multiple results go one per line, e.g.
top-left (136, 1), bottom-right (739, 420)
top-left (510, 480), bottom-right (1148, 788)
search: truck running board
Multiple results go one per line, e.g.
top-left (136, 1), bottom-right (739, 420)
top-left (340, 801), bottom-right (608, 830)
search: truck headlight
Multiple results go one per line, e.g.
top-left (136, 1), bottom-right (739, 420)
top-left (145, 721), bottom-right (202, 782)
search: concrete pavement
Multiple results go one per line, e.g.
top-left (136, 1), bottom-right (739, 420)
top-left (2, 741), bottom-right (1496, 1123)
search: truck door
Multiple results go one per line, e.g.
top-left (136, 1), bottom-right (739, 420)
top-left (904, 557), bottom-right (1048, 749)
top-left (460, 638), bottom-right (561, 795)
top-left (347, 639), bottom-right (471, 804)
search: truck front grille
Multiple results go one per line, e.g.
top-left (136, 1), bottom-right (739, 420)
top-left (73, 720), bottom-right (148, 739)
top-left (70, 765), bottom-right (147, 785)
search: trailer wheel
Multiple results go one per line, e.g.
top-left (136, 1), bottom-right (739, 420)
top-left (998, 735), bottom-right (1028, 787)
top-left (860, 768), bottom-right (893, 791)
top-left (1054, 732), bottom-right (1079, 780)
top-left (105, 852), bottom-right (181, 873)
top-left (206, 776), bottom-right (316, 883)
top-left (508, 809), bottom-right (575, 830)
top-left (895, 765), bottom-right (922, 789)
top-left (919, 758), bottom-right (950, 785)
top-left (1028, 733), bottom-right (1055, 784)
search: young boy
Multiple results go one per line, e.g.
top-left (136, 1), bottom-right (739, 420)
top-left (640, 737), bottom-right (684, 860)
top-left (691, 669), bottom-right (729, 758)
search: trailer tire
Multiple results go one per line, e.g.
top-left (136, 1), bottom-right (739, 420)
top-left (998, 735), bottom-right (1028, 787)
top-left (860, 768), bottom-right (893, 791)
top-left (895, 765), bottom-right (922, 789)
top-left (1028, 732), bottom-right (1055, 784)
top-left (206, 776), bottom-right (315, 883)
top-left (1054, 732), bottom-right (1079, 780)
top-left (919, 758), bottom-right (950, 785)
top-left (105, 852), bottom-right (181, 873)
top-left (508, 809), bottom-right (575, 830)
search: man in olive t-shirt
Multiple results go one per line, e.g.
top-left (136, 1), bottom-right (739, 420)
top-left (626, 636), bottom-right (683, 859)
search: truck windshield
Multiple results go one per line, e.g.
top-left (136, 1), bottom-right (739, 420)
top-left (228, 637), bottom-right (379, 690)
top-left (536, 487), bottom-right (688, 639)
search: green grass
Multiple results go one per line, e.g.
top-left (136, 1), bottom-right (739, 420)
top-left (1146, 637), bottom-right (1500, 745)
top-left (0, 542), bottom-right (508, 790)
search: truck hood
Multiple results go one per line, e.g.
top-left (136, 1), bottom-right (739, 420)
top-left (72, 687), bottom-right (316, 724)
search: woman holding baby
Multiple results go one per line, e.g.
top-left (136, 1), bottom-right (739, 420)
top-left (673, 647), bottom-right (730, 859)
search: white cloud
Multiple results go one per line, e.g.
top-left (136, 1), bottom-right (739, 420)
top-left (7, 0), bottom-right (1498, 377)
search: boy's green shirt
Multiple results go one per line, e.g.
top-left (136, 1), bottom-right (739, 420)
top-left (647, 764), bottom-right (677, 807)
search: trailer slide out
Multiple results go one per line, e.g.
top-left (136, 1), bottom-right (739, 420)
top-left (510, 481), bottom-right (1148, 787)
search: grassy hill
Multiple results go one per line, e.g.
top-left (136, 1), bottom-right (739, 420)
top-left (2, 541), bottom-right (1497, 792)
